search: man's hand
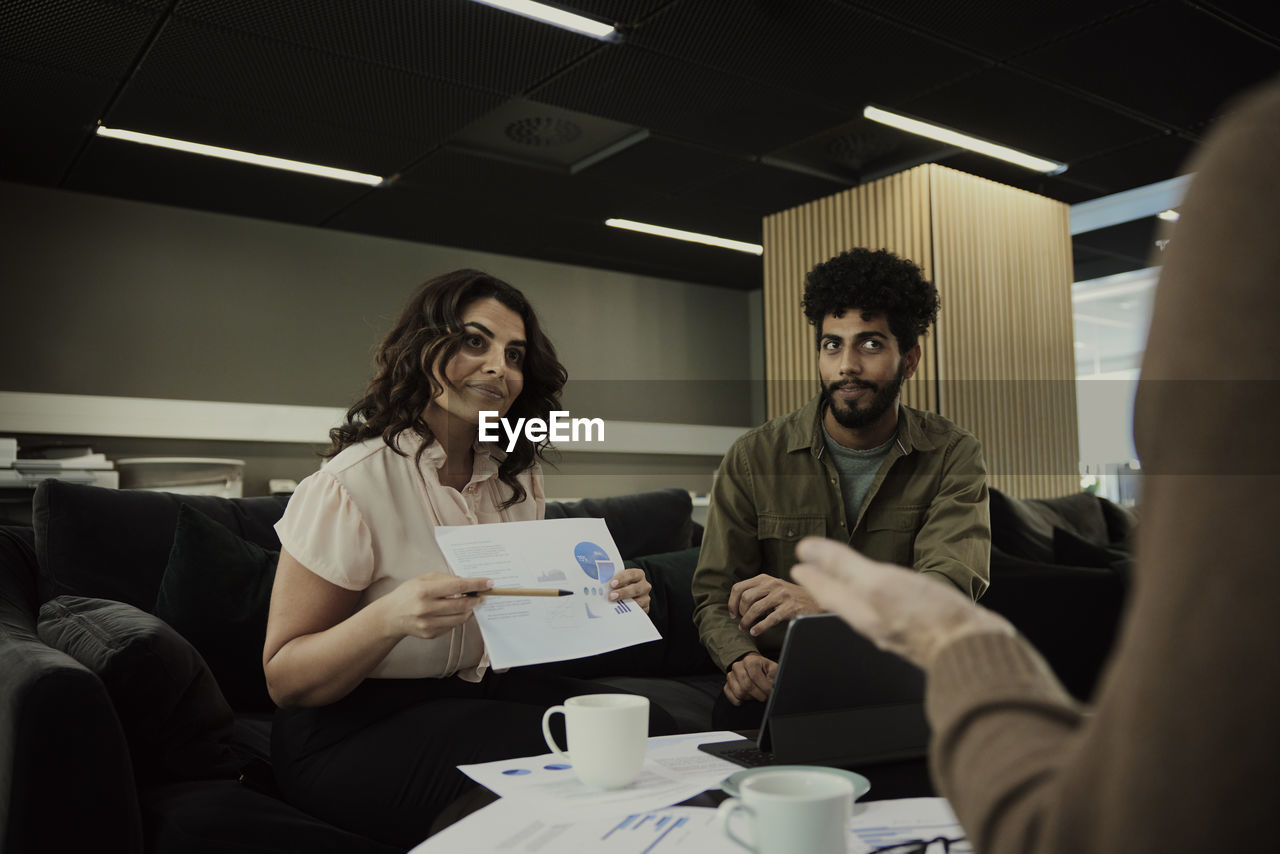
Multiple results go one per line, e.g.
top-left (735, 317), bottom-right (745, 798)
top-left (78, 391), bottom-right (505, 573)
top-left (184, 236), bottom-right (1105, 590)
top-left (728, 574), bottom-right (821, 636)
top-left (723, 652), bottom-right (778, 706)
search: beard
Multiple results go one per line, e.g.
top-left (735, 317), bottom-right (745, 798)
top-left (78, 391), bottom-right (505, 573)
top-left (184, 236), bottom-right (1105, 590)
top-left (821, 362), bottom-right (907, 430)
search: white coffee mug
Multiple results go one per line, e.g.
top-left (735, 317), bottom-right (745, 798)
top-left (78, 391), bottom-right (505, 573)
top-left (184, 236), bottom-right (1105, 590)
top-left (541, 694), bottom-right (649, 789)
top-left (716, 768), bottom-right (854, 854)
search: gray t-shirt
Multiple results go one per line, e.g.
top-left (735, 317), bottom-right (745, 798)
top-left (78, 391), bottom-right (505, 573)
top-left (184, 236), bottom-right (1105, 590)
top-left (822, 422), bottom-right (895, 530)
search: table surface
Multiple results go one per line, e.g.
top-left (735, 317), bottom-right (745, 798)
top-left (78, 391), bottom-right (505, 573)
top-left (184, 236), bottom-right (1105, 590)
top-left (429, 744), bottom-right (935, 837)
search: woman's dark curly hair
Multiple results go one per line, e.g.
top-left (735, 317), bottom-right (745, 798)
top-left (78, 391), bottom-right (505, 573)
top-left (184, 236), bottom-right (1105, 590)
top-left (324, 269), bottom-right (567, 509)
top-left (801, 248), bottom-right (940, 353)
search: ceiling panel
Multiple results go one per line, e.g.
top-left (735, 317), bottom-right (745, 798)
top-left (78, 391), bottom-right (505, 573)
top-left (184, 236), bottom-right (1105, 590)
top-left (3, 0), bottom-right (1276, 291)
top-left (572, 136), bottom-right (749, 195)
top-left (530, 44), bottom-right (849, 155)
top-left (65, 137), bottom-right (370, 225)
top-left (116, 17), bottom-right (503, 153)
top-left (685, 162), bottom-right (851, 217)
top-left (0, 57), bottom-right (117, 183)
top-left (1015, 2), bottom-right (1280, 132)
top-left (898, 67), bottom-right (1160, 165)
top-left (1064, 132), bottom-right (1198, 195)
top-left (171, 0), bottom-right (600, 95)
top-left (851, 0), bottom-right (1149, 60)
top-left (534, 220), bottom-right (765, 290)
top-left (1194, 0), bottom-right (1280, 38)
top-left (0, 0), bottom-right (160, 79)
top-left (107, 88), bottom-right (433, 177)
top-left (630, 0), bottom-right (982, 112)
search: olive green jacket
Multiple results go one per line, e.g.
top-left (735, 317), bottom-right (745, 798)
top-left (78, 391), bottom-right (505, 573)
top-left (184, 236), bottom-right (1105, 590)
top-left (692, 395), bottom-right (991, 671)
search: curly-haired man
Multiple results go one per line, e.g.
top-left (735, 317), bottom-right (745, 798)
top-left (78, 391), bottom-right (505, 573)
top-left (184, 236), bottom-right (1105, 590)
top-left (692, 248), bottom-right (991, 727)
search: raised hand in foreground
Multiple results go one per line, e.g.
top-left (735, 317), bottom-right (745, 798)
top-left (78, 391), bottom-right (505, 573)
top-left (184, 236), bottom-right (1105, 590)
top-left (791, 536), bottom-right (1013, 670)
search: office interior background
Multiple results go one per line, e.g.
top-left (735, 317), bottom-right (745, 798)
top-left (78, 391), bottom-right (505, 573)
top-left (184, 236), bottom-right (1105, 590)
top-left (2, 0), bottom-right (1276, 503)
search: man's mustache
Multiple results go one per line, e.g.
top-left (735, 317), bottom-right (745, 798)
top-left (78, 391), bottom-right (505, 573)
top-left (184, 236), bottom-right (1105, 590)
top-left (826, 380), bottom-right (878, 394)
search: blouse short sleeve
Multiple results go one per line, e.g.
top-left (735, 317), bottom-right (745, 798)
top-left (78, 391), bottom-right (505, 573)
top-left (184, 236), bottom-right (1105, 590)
top-left (274, 471), bottom-right (375, 590)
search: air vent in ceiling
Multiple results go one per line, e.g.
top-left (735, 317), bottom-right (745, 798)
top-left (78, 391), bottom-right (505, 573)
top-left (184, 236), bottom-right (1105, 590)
top-left (505, 116), bottom-right (583, 147)
top-left (449, 98), bottom-right (646, 173)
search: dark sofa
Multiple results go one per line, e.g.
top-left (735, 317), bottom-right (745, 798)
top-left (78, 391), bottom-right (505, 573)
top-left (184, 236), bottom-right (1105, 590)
top-left (0, 479), bottom-right (1132, 853)
top-left (0, 481), bottom-right (718, 854)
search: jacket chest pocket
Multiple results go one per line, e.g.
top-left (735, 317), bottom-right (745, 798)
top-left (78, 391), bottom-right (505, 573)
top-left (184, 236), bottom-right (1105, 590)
top-left (757, 514), bottom-right (827, 576)
top-left (858, 505), bottom-right (925, 565)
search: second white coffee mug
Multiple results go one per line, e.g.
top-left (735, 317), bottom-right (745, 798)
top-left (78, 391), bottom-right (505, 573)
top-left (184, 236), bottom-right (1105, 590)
top-left (717, 768), bottom-right (854, 854)
top-left (541, 693), bottom-right (649, 789)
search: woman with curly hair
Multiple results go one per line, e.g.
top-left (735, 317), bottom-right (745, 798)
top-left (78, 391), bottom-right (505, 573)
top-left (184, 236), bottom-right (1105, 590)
top-left (262, 270), bottom-right (664, 847)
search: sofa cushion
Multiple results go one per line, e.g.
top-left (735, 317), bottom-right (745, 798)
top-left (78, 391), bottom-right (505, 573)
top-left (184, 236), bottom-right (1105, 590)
top-left (546, 489), bottom-right (695, 560)
top-left (628, 547), bottom-right (714, 676)
top-left (989, 488), bottom-right (1122, 563)
top-left (141, 780), bottom-right (401, 854)
top-left (982, 549), bottom-right (1127, 701)
top-left (33, 480), bottom-right (288, 611)
top-left (36, 595), bottom-right (242, 785)
top-left (155, 504), bottom-right (279, 713)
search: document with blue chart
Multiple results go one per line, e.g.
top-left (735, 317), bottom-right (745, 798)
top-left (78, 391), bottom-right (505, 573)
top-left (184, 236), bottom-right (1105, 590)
top-left (435, 517), bottom-right (661, 669)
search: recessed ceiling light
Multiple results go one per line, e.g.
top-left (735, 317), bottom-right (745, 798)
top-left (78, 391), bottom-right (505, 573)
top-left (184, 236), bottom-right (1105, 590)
top-left (605, 218), bottom-right (763, 255)
top-left (1156, 209), bottom-right (1180, 221)
top-left (95, 126), bottom-right (384, 186)
top-left (469, 0), bottom-right (617, 40)
top-left (862, 105), bottom-right (1067, 175)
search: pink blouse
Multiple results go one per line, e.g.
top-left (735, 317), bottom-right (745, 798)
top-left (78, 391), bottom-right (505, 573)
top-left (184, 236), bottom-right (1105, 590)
top-left (274, 431), bottom-right (544, 681)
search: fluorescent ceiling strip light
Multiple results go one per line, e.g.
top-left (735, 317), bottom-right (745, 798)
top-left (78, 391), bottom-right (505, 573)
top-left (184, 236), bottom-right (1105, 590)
top-left (469, 0), bottom-right (617, 40)
top-left (605, 218), bottom-right (763, 255)
top-left (95, 126), bottom-right (384, 186)
top-left (863, 105), bottom-right (1067, 175)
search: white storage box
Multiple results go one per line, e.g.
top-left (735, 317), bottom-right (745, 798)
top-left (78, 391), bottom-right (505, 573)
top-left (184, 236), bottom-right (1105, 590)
top-left (115, 457), bottom-right (245, 498)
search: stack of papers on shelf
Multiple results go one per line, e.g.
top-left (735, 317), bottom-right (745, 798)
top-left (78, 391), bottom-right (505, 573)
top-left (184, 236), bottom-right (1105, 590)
top-left (0, 441), bottom-right (119, 489)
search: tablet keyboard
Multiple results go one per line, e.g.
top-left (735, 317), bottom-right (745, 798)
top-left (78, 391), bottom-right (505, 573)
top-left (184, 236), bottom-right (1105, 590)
top-left (697, 740), bottom-right (777, 768)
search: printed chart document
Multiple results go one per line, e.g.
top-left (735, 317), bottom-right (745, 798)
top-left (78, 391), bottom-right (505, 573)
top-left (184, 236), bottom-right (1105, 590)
top-left (847, 798), bottom-right (967, 853)
top-left (411, 796), bottom-right (966, 854)
top-left (458, 732), bottom-right (746, 814)
top-left (435, 517), bottom-right (660, 669)
top-left (411, 802), bottom-right (741, 854)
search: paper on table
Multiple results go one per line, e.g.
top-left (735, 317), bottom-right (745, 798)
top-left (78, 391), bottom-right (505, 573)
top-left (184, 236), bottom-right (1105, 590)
top-left (410, 801), bottom-right (742, 854)
top-left (411, 796), bottom-right (967, 854)
top-left (848, 798), bottom-right (968, 853)
top-left (435, 517), bottom-right (661, 669)
top-left (458, 731), bottom-right (747, 815)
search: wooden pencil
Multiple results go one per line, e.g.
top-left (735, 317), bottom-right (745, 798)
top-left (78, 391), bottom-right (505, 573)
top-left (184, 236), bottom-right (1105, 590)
top-left (466, 588), bottom-right (574, 597)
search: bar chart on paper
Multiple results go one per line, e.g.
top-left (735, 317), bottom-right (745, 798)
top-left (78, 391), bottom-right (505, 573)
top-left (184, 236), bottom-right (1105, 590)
top-left (598, 808), bottom-right (735, 853)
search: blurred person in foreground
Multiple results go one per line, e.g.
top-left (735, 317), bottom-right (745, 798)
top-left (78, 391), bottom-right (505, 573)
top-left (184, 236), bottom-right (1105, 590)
top-left (791, 75), bottom-right (1280, 853)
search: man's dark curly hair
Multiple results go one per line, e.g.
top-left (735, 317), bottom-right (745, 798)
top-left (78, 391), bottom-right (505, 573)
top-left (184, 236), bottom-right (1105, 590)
top-left (801, 248), bottom-right (939, 353)
top-left (324, 269), bottom-right (567, 509)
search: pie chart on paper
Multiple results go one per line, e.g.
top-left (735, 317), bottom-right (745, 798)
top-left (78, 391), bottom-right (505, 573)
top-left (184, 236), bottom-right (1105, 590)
top-left (573, 541), bottom-right (616, 584)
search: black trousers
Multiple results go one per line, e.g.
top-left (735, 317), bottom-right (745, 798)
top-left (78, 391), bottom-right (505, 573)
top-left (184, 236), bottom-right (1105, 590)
top-left (272, 670), bottom-right (677, 848)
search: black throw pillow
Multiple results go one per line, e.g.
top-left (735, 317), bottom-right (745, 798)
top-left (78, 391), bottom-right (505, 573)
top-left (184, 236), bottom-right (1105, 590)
top-left (154, 504), bottom-right (279, 713)
top-left (1052, 526), bottom-right (1129, 570)
top-left (629, 547), bottom-right (715, 676)
top-left (37, 596), bottom-right (241, 785)
top-left (545, 489), bottom-right (695, 560)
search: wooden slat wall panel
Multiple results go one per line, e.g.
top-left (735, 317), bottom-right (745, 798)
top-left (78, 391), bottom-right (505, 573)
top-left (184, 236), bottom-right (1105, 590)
top-left (929, 165), bottom-right (1078, 498)
top-left (762, 163), bottom-right (1078, 498)
top-left (762, 165), bottom-right (935, 419)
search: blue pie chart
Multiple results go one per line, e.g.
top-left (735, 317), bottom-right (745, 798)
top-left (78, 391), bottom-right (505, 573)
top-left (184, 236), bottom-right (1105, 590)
top-left (573, 541), bottom-right (610, 580)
